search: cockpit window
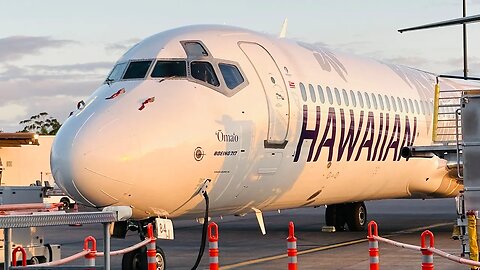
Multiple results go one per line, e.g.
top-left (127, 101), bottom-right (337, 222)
top-left (219, 63), bottom-right (244, 89)
top-left (151, 61), bottom-right (187, 78)
top-left (106, 62), bottom-right (127, 82)
top-left (191, 61), bottom-right (220, 87)
top-left (183, 42), bottom-right (209, 57)
top-left (122, 60), bottom-right (153, 80)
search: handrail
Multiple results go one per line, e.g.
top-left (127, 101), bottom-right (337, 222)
top-left (432, 83), bottom-right (440, 142)
top-left (25, 250), bottom-right (90, 267)
top-left (373, 230), bottom-right (480, 267)
top-left (96, 238), bottom-right (152, 256)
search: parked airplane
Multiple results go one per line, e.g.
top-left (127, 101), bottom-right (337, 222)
top-left (50, 24), bottom-right (470, 269)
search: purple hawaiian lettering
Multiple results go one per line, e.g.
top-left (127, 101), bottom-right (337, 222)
top-left (355, 111), bottom-right (375, 161)
top-left (376, 113), bottom-right (390, 161)
top-left (313, 107), bottom-right (336, 162)
top-left (337, 109), bottom-right (364, 161)
top-left (293, 105), bottom-right (321, 162)
top-left (382, 114), bottom-right (401, 161)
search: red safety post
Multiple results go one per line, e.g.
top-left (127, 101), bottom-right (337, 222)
top-left (146, 223), bottom-right (157, 270)
top-left (12, 246), bottom-right (27, 267)
top-left (208, 222), bottom-right (219, 270)
top-left (287, 221), bottom-right (298, 270)
top-left (84, 236), bottom-right (97, 266)
top-left (421, 230), bottom-right (435, 270)
top-left (368, 221), bottom-right (380, 270)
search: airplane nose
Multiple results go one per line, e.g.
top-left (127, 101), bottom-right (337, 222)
top-left (51, 110), bottom-right (136, 207)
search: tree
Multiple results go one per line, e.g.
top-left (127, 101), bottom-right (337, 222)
top-left (19, 112), bottom-right (62, 135)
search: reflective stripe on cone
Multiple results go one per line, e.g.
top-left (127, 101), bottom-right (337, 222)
top-left (421, 230), bottom-right (435, 270)
top-left (209, 222), bottom-right (219, 270)
top-left (146, 223), bottom-right (157, 270)
top-left (368, 221), bottom-right (380, 270)
top-left (287, 221), bottom-right (298, 270)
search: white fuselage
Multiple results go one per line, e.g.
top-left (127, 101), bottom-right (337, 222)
top-left (51, 25), bottom-right (462, 220)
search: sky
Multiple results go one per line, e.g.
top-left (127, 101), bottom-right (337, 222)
top-left (1, 0), bottom-right (479, 132)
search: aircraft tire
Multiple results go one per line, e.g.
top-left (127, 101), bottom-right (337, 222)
top-left (155, 247), bottom-right (166, 270)
top-left (121, 246), bottom-right (166, 270)
top-left (59, 197), bottom-right (70, 210)
top-left (122, 247), bottom-right (146, 270)
top-left (346, 202), bottom-right (367, 231)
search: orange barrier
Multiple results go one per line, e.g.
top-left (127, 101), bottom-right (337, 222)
top-left (19, 223), bottom-right (156, 268)
top-left (95, 239), bottom-right (151, 256)
top-left (209, 222), bottom-right (219, 270)
top-left (12, 246), bottom-right (27, 267)
top-left (146, 223), bottom-right (157, 270)
top-left (83, 236), bottom-right (97, 266)
top-left (367, 221), bottom-right (380, 270)
top-left (369, 220), bottom-right (480, 269)
top-left (287, 221), bottom-right (298, 270)
top-left (421, 230), bottom-right (435, 270)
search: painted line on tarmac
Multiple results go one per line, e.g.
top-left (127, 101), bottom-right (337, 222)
top-left (220, 222), bottom-right (453, 269)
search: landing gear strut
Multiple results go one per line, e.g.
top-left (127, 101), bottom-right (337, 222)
top-left (325, 202), bottom-right (367, 231)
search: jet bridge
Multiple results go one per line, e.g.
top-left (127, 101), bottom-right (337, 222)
top-left (402, 81), bottom-right (480, 257)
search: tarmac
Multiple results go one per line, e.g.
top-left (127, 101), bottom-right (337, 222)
top-left (39, 198), bottom-right (471, 269)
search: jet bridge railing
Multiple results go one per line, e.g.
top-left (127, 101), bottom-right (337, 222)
top-left (432, 83), bottom-right (462, 143)
top-left (432, 81), bottom-right (480, 144)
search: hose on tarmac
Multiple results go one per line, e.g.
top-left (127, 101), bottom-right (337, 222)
top-left (191, 191), bottom-right (209, 270)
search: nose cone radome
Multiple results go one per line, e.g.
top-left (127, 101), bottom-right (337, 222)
top-left (51, 105), bottom-right (137, 207)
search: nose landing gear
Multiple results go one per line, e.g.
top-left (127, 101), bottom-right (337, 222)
top-left (122, 246), bottom-right (166, 270)
top-left (118, 220), bottom-right (167, 270)
top-left (325, 201), bottom-right (367, 231)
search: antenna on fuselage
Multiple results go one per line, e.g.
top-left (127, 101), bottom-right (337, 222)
top-left (279, 18), bottom-right (288, 38)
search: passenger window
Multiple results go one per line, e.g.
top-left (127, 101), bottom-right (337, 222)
top-left (420, 101), bottom-right (426, 115)
top-left (408, 99), bottom-right (414, 114)
top-left (371, 93), bottom-right (378, 109)
top-left (123, 60), bottom-right (153, 79)
top-left (384, 95), bottom-right (390, 111)
top-left (357, 91), bottom-right (364, 108)
top-left (151, 61), bottom-right (186, 78)
top-left (219, 63), bottom-right (244, 89)
top-left (378, 94), bottom-right (384, 110)
top-left (397, 97), bottom-right (403, 112)
top-left (334, 88), bottom-right (341, 105)
top-left (364, 92), bottom-right (371, 109)
top-left (309, 84), bottom-right (316, 102)
top-left (414, 100), bottom-right (420, 114)
top-left (191, 61), bottom-right (220, 87)
top-left (317, 85), bottom-right (325, 103)
top-left (391, 96), bottom-right (397, 112)
top-left (350, 90), bottom-right (356, 107)
top-left (342, 89), bottom-right (349, 106)
top-left (299, 83), bottom-right (307, 102)
top-left (326, 87), bottom-right (333, 105)
top-left (106, 62), bottom-right (127, 82)
top-left (183, 42), bottom-right (208, 57)
top-left (403, 98), bottom-right (409, 113)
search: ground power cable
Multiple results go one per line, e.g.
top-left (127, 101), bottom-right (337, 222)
top-left (191, 191), bottom-right (209, 270)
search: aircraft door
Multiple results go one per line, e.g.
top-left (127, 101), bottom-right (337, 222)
top-left (239, 42), bottom-right (290, 147)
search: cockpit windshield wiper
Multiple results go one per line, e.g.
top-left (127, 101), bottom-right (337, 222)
top-left (105, 78), bottom-right (114, 86)
top-left (157, 76), bottom-right (176, 83)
